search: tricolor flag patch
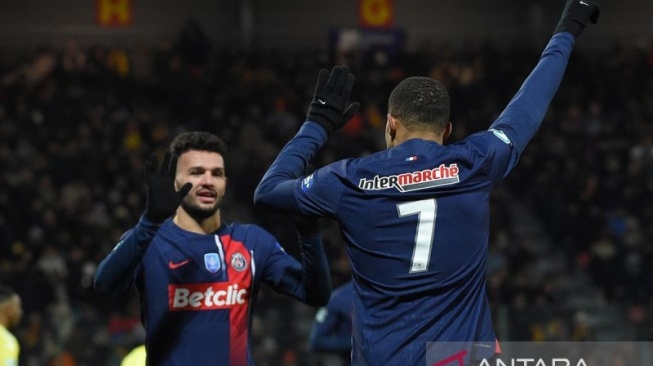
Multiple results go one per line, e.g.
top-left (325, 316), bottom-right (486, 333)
top-left (405, 155), bottom-right (418, 161)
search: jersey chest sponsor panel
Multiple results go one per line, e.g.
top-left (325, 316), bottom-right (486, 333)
top-left (358, 163), bottom-right (460, 192)
top-left (169, 282), bottom-right (248, 310)
top-left (160, 233), bottom-right (254, 310)
top-left (147, 228), bottom-right (255, 366)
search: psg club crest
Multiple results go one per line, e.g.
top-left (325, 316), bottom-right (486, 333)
top-left (230, 252), bottom-right (248, 272)
top-left (204, 253), bottom-right (221, 273)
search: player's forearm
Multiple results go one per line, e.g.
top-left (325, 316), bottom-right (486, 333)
top-left (298, 231), bottom-right (332, 306)
top-left (489, 32), bottom-right (574, 155)
top-left (94, 216), bottom-right (158, 294)
top-left (254, 121), bottom-right (327, 211)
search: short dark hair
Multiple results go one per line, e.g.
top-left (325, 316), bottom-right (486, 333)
top-left (169, 131), bottom-right (228, 159)
top-left (0, 285), bottom-right (16, 304)
top-left (388, 76), bottom-right (451, 133)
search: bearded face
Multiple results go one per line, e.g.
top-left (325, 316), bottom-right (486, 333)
top-left (180, 187), bottom-right (223, 219)
top-left (175, 150), bottom-right (227, 221)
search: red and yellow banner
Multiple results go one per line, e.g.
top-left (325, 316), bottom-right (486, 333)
top-left (96, 0), bottom-right (132, 27)
top-left (359, 0), bottom-right (394, 28)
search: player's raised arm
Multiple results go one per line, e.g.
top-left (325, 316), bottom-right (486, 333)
top-left (253, 66), bottom-right (358, 212)
top-left (488, 0), bottom-right (600, 156)
top-left (94, 152), bottom-right (192, 294)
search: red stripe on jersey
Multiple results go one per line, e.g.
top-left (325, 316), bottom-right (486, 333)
top-left (221, 234), bottom-right (253, 366)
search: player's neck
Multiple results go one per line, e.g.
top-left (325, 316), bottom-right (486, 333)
top-left (173, 210), bottom-right (222, 234)
top-left (395, 129), bottom-right (444, 146)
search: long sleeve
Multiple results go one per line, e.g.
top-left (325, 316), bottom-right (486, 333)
top-left (93, 216), bottom-right (159, 295)
top-left (489, 32), bottom-right (576, 156)
top-left (272, 230), bottom-right (332, 307)
top-left (298, 231), bottom-right (332, 306)
top-left (254, 122), bottom-right (328, 212)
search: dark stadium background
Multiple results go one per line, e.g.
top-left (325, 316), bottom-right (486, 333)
top-left (0, 1), bottom-right (651, 365)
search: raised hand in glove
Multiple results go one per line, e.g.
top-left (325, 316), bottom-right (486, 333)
top-left (554, 0), bottom-right (601, 38)
top-left (143, 151), bottom-right (192, 223)
top-left (307, 65), bottom-right (360, 135)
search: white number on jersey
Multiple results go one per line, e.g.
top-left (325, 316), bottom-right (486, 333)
top-left (397, 198), bottom-right (437, 273)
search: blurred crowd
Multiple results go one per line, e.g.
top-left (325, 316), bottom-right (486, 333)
top-left (1, 22), bottom-right (652, 365)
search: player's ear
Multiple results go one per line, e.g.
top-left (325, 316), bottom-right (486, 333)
top-left (386, 114), bottom-right (397, 141)
top-left (442, 122), bottom-right (452, 142)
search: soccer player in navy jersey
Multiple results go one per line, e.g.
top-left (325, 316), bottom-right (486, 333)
top-left (310, 280), bottom-right (353, 366)
top-left (254, 1), bottom-right (600, 365)
top-left (94, 131), bottom-right (331, 366)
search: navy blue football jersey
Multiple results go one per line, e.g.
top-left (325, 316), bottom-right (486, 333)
top-left (255, 33), bottom-right (576, 365)
top-left (95, 217), bottom-right (330, 366)
top-left (310, 280), bottom-right (353, 364)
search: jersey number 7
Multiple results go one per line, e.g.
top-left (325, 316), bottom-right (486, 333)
top-left (397, 198), bottom-right (437, 273)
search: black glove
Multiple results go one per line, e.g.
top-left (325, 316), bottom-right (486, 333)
top-left (554, 0), bottom-right (601, 38)
top-left (306, 65), bottom-right (360, 135)
top-left (143, 151), bottom-right (193, 223)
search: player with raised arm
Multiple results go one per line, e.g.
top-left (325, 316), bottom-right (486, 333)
top-left (254, 1), bottom-right (600, 365)
top-left (94, 131), bottom-right (331, 366)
